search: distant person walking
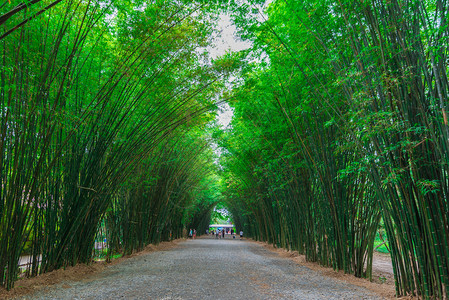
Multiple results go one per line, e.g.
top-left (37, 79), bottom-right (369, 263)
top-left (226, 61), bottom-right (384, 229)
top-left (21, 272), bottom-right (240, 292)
top-left (222, 229), bottom-right (225, 239)
top-left (189, 229), bottom-right (193, 239)
top-left (240, 230), bottom-right (243, 240)
top-left (193, 229), bottom-right (196, 239)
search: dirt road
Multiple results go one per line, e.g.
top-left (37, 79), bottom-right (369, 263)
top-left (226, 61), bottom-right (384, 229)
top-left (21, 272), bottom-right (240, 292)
top-left (21, 238), bottom-right (384, 299)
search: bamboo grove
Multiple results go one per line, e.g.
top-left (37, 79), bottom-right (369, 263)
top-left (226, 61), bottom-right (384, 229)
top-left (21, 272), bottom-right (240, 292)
top-left (0, 0), bottom-right (229, 290)
top-left (219, 0), bottom-right (449, 298)
top-left (1, 0), bottom-right (448, 298)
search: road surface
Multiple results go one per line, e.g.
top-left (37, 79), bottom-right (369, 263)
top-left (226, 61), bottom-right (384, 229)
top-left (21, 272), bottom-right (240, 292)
top-left (23, 238), bottom-right (382, 299)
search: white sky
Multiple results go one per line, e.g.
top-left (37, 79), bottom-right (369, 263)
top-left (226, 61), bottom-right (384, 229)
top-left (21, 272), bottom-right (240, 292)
top-left (217, 102), bottom-right (234, 128)
top-left (207, 2), bottom-right (273, 166)
top-left (208, 14), bottom-right (252, 60)
top-left (211, 0), bottom-right (273, 128)
top-left (211, 14), bottom-right (251, 129)
top-left (207, 0), bottom-right (273, 128)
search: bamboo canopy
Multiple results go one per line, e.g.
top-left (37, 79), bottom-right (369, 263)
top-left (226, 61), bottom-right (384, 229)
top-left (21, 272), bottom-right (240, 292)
top-left (1, 0), bottom-right (448, 298)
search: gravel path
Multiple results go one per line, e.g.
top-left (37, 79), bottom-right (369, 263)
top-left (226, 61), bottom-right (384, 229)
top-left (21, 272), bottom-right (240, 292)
top-left (23, 237), bottom-right (382, 299)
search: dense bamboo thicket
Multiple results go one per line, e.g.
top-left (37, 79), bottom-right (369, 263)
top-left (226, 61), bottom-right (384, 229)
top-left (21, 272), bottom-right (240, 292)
top-left (220, 0), bottom-right (449, 298)
top-left (0, 0), bottom-right (227, 290)
top-left (1, 0), bottom-right (448, 298)
top-left (105, 131), bottom-right (219, 256)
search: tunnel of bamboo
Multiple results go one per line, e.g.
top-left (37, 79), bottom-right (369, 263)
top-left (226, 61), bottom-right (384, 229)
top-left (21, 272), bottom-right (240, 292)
top-left (1, 0), bottom-right (448, 298)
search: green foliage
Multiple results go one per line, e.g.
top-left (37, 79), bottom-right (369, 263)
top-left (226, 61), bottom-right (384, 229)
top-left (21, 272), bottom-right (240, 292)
top-left (0, 0), bottom-right (227, 289)
top-left (1, 0), bottom-right (449, 298)
top-left (215, 0), bottom-right (449, 298)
